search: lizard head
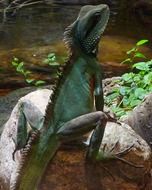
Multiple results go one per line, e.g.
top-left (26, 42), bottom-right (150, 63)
top-left (64, 4), bottom-right (110, 55)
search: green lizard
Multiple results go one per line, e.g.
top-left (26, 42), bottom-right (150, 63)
top-left (0, 4), bottom-right (110, 190)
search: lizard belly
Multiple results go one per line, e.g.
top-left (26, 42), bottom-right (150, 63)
top-left (53, 65), bottom-right (94, 126)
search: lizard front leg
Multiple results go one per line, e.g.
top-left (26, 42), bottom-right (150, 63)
top-left (86, 65), bottom-right (106, 160)
top-left (57, 111), bottom-right (107, 160)
top-left (89, 70), bottom-right (143, 167)
top-left (86, 67), bottom-right (126, 161)
top-left (13, 100), bottom-right (44, 158)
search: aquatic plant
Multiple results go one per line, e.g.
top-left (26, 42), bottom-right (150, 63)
top-left (11, 57), bottom-right (46, 86)
top-left (43, 53), bottom-right (66, 66)
top-left (11, 52), bottom-right (66, 86)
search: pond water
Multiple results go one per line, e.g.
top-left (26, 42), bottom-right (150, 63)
top-left (0, 2), bottom-right (152, 94)
top-left (0, 3), bottom-right (151, 50)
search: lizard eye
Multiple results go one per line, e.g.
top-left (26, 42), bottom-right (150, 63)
top-left (93, 12), bottom-right (101, 26)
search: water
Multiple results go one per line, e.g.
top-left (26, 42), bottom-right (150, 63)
top-left (0, 2), bottom-right (152, 95)
top-left (0, 3), bottom-right (151, 50)
top-left (0, 4), bottom-right (81, 50)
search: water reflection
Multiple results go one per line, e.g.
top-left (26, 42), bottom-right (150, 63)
top-left (0, 3), bottom-right (151, 51)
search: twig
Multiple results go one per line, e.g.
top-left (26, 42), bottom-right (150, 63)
top-left (18, 1), bottom-right (43, 8)
top-left (2, 0), bottom-right (43, 22)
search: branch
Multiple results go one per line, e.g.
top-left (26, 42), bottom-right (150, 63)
top-left (2, 0), bottom-right (44, 22)
top-left (18, 0), bottom-right (43, 8)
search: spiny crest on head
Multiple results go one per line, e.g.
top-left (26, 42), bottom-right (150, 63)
top-left (63, 21), bottom-right (77, 52)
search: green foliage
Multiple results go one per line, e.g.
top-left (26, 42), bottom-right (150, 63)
top-left (105, 39), bottom-right (152, 118)
top-left (121, 39), bottom-right (149, 64)
top-left (43, 53), bottom-right (66, 66)
top-left (11, 52), bottom-right (66, 86)
top-left (11, 57), bottom-right (46, 86)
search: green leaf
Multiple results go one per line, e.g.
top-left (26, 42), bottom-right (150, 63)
top-left (105, 92), bottom-right (120, 105)
top-left (111, 106), bottom-right (126, 118)
top-left (48, 53), bottom-right (56, 58)
top-left (119, 86), bottom-right (131, 96)
top-left (48, 53), bottom-right (56, 61)
top-left (143, 72), bottom-right (152, 85)
top-left (147, 60), bottom-right (152, 66)
top-left (35, 80), bottom-right (46, 86)
top-left (136, 39), bottom-right (149, 46)
top-left (122, 96), bottom-right (130, 106)
top-left (134, 52), bottom-right (146, 59)
top-left (121, 58), bottom-right (132, 64)
top-left (148, 85), bottom-right (152, 91)
top-left (133, 75), bottom-right (141, 83)
top-left (126, 47), bottom-right (137, 55)
top-left (134, 88), bottom-right (146, 99)
top-left (16, 62), bottom-right (24, 72)
top-left (130, 99), bottom-right (141, 107)
top-left (24, 71), bottom-right (32, 76)
top-left (133, 62), bottom-right (149, 71)
top-left (121, 73), bottom-right (135, 82)
top-left (12, 61), bottom-right (18, 67)
top-left (26, 78), bottom-right (35, 84)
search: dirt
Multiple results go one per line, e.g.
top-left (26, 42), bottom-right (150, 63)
top-left (39, 145), bottom-right (152, 190)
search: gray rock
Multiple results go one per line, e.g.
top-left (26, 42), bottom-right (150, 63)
top-left (0, 85), bottom-right (51, 135)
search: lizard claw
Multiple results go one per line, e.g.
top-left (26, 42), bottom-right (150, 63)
top-left (112, 143), bottom-right (143, 168)
top-left (97, 142), bottom-right (143, 168)
top-left (104, 111), bottom-right (121, 125)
